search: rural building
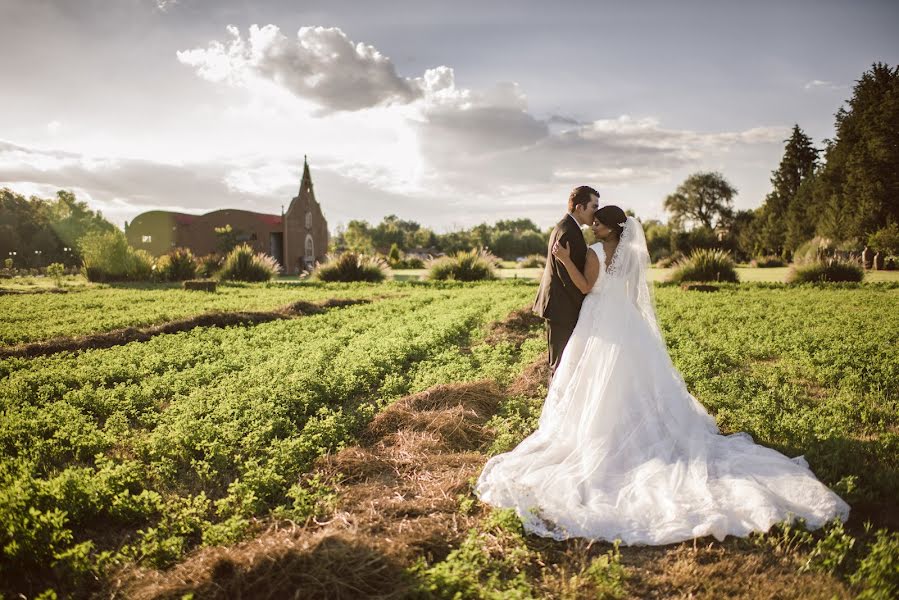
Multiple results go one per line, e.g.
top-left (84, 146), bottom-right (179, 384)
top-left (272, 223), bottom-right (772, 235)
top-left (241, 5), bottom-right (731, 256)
top-left (125, 158), bottom-right (328, 274)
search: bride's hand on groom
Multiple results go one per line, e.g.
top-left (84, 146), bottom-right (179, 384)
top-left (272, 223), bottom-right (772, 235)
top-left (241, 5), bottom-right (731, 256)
top-left (552, 241), bottom-right (571, 263)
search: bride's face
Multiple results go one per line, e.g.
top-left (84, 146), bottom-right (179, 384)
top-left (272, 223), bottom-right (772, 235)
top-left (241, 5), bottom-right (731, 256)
top-left (592, 219), bottom-right (613, 240)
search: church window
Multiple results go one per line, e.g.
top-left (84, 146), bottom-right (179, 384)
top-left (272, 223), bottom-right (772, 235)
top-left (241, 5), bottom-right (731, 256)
top-left (142, 235), bottom-right (152, 243)
top-left (305, 211), bottom-right (312, 229)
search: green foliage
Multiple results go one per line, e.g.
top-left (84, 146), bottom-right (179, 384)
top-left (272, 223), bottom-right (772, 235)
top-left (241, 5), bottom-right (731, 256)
top-left (756, 125), bottom-right (820, 256)
top-left (582, 540), bottom-right (628, 599)
top-left (786, 260), bottom-right (864, 283)
top-left (668, 248), bottom-right (739, 283)
top-left (46, 262), bottom-right (65, 286)
top-left (0, 283), bottom-right (538, 596)
top-left (3, 257), bottom-right (12, 270)
top-left (486, 394), bottom-right (542, 456)
top-left (217, 243), bottom-right (280, 282)
top-left (815, 63), bottom-right (899, 246)
top-left (78, 229), bottom-right (154, 282)
top-left (851, 529), bottom-right (899, 600)
top-left (410, 508), bottom-right (536, 599)
top-left (313, 252), bottom-right (389, 282)
top-left (802, 519), bottom-right (856, 575)
top-left (0, 188), bottom-right (115, 268)
top-left (663, 171), bottom-right (736, 230)
top-left (0, 282), bottom-right (388, 345)
top-left (330, 214), bottom-right (546, 259)
top-left (868, 223), bottom-right (899, 255)
top-left (155, 247), bottom-right (197, 282)
top-left (428, 249), bottom-right (498, 281)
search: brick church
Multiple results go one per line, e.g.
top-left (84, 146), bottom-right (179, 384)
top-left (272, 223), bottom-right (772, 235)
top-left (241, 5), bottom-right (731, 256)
top-left (125, 157), bottom-right (328, 274)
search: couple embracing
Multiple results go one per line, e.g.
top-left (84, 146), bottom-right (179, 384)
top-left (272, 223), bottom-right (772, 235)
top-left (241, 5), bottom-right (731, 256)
top-left (475, 186), bottom-right (849, 545)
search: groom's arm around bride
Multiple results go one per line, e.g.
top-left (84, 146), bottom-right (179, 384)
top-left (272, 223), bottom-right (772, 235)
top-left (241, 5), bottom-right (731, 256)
top-left (532, 186), bottom-right (599, 381)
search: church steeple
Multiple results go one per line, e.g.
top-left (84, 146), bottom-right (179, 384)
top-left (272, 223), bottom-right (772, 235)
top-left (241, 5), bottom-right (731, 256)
top-left (299, 155), bottom-right (313, 196)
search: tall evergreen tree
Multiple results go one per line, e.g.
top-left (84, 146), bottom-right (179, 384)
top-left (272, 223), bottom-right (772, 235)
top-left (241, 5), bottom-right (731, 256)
top-left (816, 62), bottom-right (899, 245)
top-left (757, 124), bottom-right (819, 256)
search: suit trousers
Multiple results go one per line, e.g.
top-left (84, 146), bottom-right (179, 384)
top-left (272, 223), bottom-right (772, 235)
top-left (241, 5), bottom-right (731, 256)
top-left (546, 319), bottom-right (576, 384)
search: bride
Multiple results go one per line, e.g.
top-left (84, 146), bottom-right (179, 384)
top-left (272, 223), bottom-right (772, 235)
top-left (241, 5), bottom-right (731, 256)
top-left (475, 206), bottom-right (850, 545)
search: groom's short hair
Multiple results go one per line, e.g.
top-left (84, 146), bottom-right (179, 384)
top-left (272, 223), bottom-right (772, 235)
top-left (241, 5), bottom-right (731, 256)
top-left (568, 185), bottom-right (600, 212)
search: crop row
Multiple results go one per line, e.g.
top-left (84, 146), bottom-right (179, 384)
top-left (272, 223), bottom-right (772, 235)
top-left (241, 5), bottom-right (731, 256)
top-left (0, 281), bottom-right (541, 595)
top-left (0, 281), bottom-right (403, 345)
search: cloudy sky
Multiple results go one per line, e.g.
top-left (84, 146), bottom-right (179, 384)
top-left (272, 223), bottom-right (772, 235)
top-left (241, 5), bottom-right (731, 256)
top-left (1, 0), bottom-right (897, 232)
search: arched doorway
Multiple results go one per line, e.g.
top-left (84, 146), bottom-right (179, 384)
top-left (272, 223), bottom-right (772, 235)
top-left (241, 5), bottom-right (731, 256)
top-left (304, 234), bottom-right (315, 270)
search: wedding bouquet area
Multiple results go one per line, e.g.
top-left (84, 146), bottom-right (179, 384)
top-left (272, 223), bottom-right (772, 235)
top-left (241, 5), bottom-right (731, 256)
top-left (0, 280), bottom-right (896, 598)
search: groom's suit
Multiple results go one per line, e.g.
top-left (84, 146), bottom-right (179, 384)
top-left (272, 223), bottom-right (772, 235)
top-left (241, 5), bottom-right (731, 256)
top-left (533, 214), bottom-right (587, 380)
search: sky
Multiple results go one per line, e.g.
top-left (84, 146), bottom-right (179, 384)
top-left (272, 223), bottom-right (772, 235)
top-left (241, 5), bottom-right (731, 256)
top-left (1, 0), bottom-right (897, 233)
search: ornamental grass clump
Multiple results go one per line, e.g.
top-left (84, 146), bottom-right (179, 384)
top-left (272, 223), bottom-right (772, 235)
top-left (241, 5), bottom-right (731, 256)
top-left (217, 244), bottom-right (281, 282)
top-left (787, 259), bottom-right (864, 284)
top-left (156, 247), bottom-right (198, 281)
top-left (668, 248), bottom-right (739, 283)
top-left (427, 249), bottom-right (498, 281)
top-left (313, 252), bottom-right (389, 282)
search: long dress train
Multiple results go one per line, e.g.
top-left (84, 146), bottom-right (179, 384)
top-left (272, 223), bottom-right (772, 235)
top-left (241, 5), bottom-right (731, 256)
top-left (475, 225), bottom-right (849, 545)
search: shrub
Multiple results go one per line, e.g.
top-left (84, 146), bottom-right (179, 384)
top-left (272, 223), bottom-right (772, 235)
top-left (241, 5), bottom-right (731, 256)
top-left (390, 256), bottom-right (425, 269)
top-left (313, 253), bottom-right (389, 282)
top-left (668, 249), bottom-right (738, 283)
top-left (46, 262), bottom-right (65, 286)
top-left (750, 255), bottom-right (787, 268)
top-left (79, 230), bottom-right (154, 282)
top-left (787, 259), bottom-right (864, 284)
top-left (868, 223), bottom-right (899, 256)
top-left (217, 244), bottom-right (281, 282)
top-left (155, 248), bottom-right (197, 281)
top-left (427, 249), bottom-right (498, 281)
top-left (196, 254), bottom-right (223, 278)
top-left (518, 254), bottom-right (546, 269)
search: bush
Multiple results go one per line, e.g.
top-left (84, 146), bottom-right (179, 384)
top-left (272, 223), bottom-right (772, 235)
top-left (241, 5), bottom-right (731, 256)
top-left (868, 223), bottom-right (899, 256)
top-left (79, 230), bottom-right (154, 282)
top-left (787, 259), bottom-right (864, 284)
top-left (217, 244), bottom-right (281, 282)
top-left (313, 253), bottom-right (389, 282)
top-left (427, 249), bottom-right (498, 281)
top-left (46, 262), bottom-right (65, 286)
top-left (518, 254), bottom-right (546, 269)
top-left (668, 249), bottom-right (738, 283)
top-left (196, 254), bottom-right (223, 278)
top-left (750, 255), bottom-right (787, 268)
top-left (155, 248), bottom-right (197, 281)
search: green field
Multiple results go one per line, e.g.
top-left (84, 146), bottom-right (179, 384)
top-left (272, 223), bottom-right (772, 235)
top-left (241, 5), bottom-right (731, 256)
top-left (0, 280), bottom-right (896, 598)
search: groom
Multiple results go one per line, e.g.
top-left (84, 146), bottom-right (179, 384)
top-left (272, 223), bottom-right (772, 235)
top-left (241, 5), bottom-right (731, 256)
top-left (533, 185), bottom-right (599, 381)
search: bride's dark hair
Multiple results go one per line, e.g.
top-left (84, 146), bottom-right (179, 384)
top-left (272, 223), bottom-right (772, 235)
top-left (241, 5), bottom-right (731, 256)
top-left (594, 205), bottom-right (628, 239)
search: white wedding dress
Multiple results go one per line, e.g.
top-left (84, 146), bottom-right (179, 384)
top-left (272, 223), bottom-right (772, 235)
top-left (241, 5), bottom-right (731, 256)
top-left (476, 217), bottom-right (850, 545)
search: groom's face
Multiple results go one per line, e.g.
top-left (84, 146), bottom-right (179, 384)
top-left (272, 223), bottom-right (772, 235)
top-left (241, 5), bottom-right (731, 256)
top-left (573, 194), bottom-right (599, 225)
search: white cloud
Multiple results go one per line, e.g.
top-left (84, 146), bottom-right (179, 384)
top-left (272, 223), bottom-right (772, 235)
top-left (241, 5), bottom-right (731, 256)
top-left (177, 25), bottom-right (422, 113)
top-left (46, 120), bottom-right (61, 134)
top-left (803, 79), bottom-right (847, 91)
